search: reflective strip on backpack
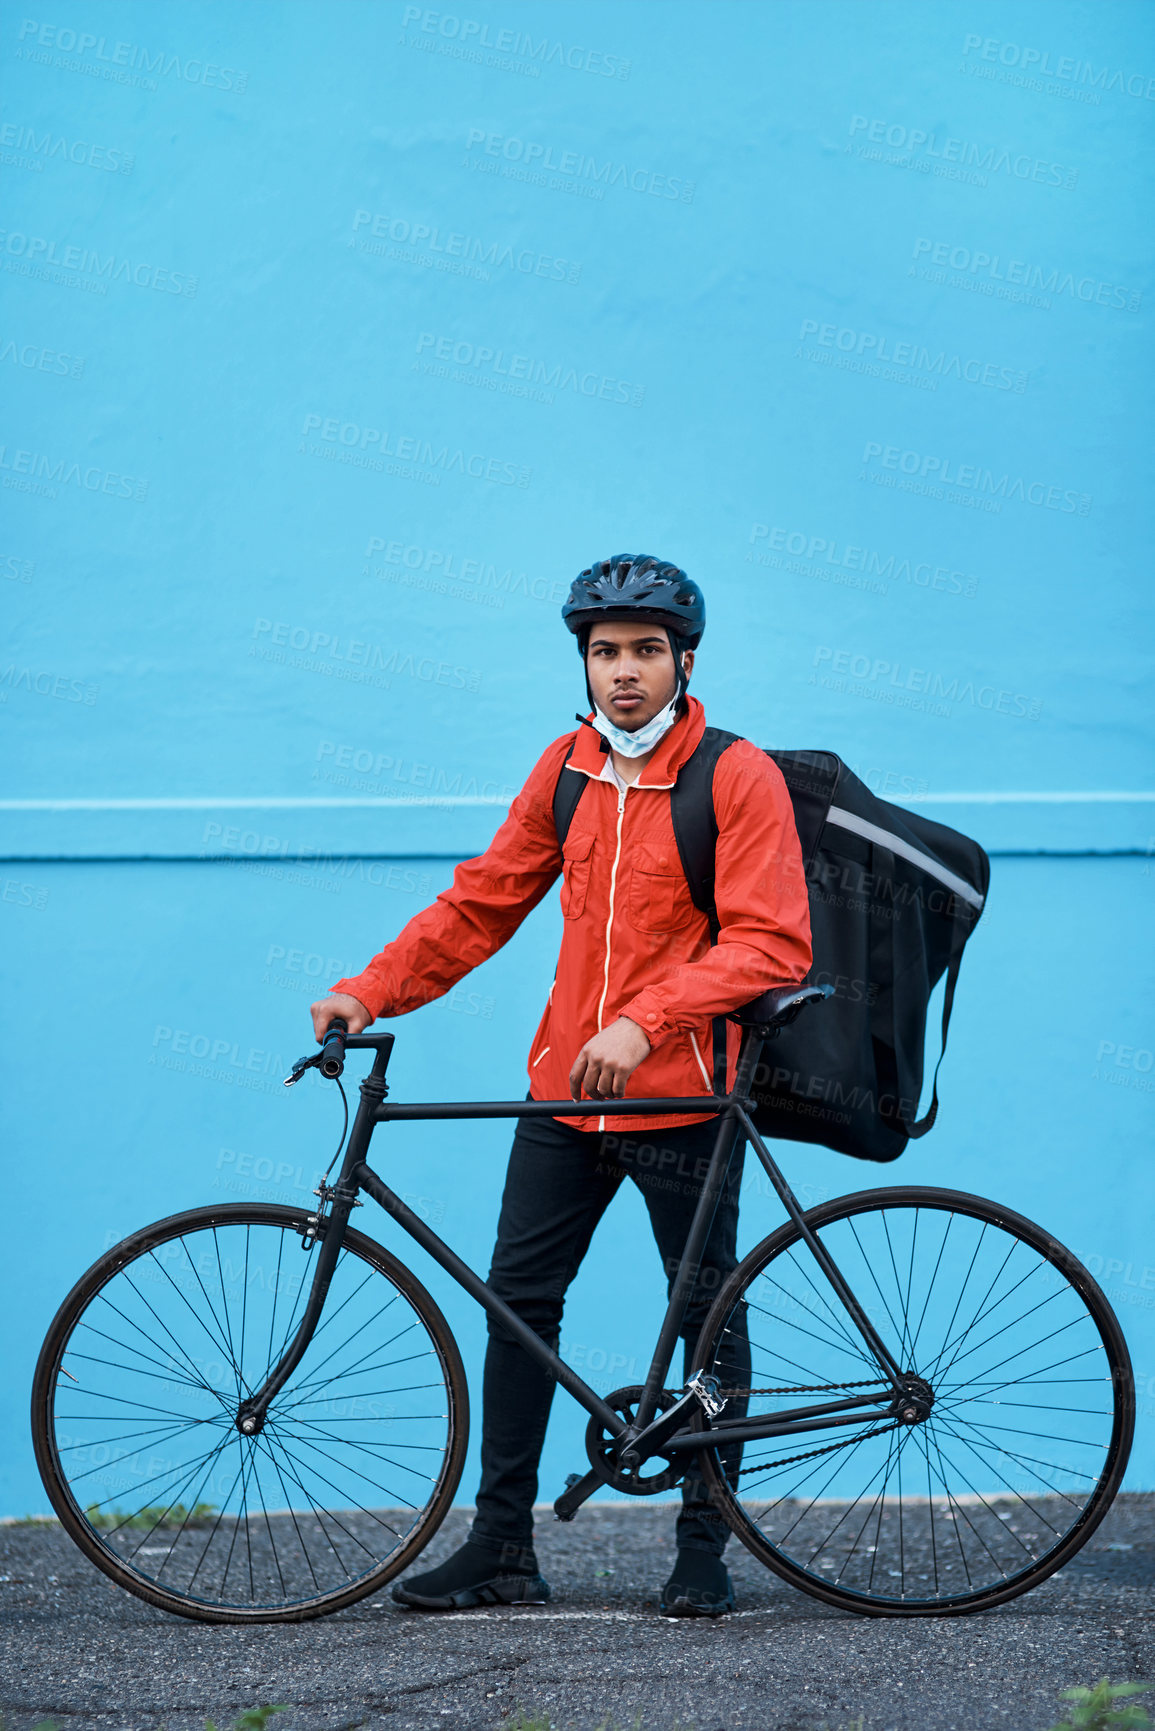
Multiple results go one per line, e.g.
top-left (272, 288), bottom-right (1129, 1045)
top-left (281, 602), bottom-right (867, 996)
top-left (826, 806), bottom-right (986, 911)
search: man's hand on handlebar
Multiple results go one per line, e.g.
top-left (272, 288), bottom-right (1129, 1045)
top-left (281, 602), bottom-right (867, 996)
top-left (569, 1016), bottom-right (651, 1102)
top-left (310, 993), bottom-right (372, 1042)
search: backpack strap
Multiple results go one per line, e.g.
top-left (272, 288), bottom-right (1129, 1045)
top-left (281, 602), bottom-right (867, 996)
top-left (669, 727), bottom-right (741, 1092)
top-left (668, 726), bottom-right (741, 938)
top-left (904, 920), bottom-right (970, 1139)
top-left (866, 837), bottom-right (970, 1144)
top-left (552, 736), bottom-right (587, 850)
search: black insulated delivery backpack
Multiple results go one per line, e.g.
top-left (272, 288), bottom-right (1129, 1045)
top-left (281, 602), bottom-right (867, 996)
top-left (554, 728), bottom-right (989, 1163)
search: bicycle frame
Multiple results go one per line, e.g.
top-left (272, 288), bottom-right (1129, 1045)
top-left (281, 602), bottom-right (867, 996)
top-left (235, 1020), bottom-right (910, 1494)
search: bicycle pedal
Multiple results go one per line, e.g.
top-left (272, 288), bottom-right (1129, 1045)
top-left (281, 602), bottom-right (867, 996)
top-left (554, 1469), bottom-right (600, 1522)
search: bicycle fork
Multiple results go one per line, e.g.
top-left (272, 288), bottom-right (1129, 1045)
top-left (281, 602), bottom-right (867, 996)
top-left (235, 1039), bottom-right (394, 1437)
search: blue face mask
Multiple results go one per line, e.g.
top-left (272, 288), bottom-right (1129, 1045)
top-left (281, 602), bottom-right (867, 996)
top-left (591, 695), bottom-right (680, 759)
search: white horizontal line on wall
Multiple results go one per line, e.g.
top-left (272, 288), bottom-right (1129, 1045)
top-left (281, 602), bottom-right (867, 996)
top-left (0, 796), bottom-right (512, 811)
top-left (907, 792), bottom-right (1155, 804)
top-left (1, 791), bottom-right (1153, 814)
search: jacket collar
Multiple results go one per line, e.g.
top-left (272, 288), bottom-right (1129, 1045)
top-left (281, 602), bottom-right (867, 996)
top-left (568, 695), bottom-right (707, 789)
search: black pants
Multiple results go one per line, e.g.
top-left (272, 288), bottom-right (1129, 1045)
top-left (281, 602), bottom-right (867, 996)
top-left (469, 1110), bottom-right (750, 1561)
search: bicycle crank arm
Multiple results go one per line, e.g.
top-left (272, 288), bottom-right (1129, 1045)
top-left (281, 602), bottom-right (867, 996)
top-left (618, 1373), bottom-right (724, 1470)
top-left (553, 1469), bottom-right (603, 1523)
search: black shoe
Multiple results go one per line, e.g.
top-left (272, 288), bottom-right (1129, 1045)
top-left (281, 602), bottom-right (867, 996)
top-left (659, 1549), bottom-right (735, 1618)
top-left (391, 1540), bottom-right (551, 1610)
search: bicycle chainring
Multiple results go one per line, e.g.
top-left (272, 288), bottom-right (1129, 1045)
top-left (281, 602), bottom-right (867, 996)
top-left (584, 1385), bottom-right (683, 1496)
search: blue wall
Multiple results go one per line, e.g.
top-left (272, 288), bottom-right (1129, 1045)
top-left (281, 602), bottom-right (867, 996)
top-left (3, 0), bottom-right (1153, 1514)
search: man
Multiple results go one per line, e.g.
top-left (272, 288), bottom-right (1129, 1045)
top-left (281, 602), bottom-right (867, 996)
top-left (310, 554), bottom-right (812, 1616)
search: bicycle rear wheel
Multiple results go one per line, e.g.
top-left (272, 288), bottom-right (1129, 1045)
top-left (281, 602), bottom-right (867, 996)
top-left (693, 1186), bottom-right (1133, 1616)
top-left (32, 1204), bottom-right (468, 1623)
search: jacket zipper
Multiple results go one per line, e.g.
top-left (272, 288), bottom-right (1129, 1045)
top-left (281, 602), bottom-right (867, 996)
top-left (595, 780), bottom-right (628, 1132)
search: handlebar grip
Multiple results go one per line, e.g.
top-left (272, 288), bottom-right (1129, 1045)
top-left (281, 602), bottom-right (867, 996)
top-left (319, 1017), bottom-right (348, 1079)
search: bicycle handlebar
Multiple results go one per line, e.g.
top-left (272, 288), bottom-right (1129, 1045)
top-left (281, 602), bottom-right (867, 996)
top-left (319, 1018), bottom-right (348, 1079)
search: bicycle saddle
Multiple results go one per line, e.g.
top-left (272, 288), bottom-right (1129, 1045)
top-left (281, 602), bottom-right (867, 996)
top-left (728, 982), bottom-right (832, 1033)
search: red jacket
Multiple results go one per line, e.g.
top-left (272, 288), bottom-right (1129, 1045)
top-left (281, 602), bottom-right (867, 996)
top-left (332, 697), bottom-right (812, 1132)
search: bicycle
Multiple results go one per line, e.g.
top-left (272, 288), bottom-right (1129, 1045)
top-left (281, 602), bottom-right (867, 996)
top-left (31, 985), bottom-right (1134, 1623)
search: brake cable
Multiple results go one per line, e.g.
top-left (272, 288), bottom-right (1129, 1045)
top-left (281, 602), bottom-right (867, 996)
top-left (319, 1075), bottom-right (349, 1184)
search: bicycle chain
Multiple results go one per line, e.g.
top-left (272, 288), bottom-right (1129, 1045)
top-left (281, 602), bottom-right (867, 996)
top-left (733, 1420), bottom-right (902, 1477)
top-left (706, 1379), bottom-right (897, 1476)
top-left (716, 1378), bottom-right (888, 1397)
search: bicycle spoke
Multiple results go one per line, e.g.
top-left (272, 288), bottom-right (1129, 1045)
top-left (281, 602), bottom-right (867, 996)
top-left (783, 1248), bottom-right (878, 1366)
top-left (92, 1289), bottom-right (225, 1406)
top-left (276, 1348), bottom-right (437, 1418)
top-left (66, 1324), bottom-right (215, 1397)
top-left (179, 1239), bottom-right (247, 1401)
top-left (144, 1252), bottom-right (241, 1387)
top-left (276, 1412), bottom-right (440, 1485)
top-left (906, 1210), bottom-right (955, 1365)
top-left (923, 1241), bottom-right (1032, 1381)
top-left (237, 1225), bottom-right (251, 1413)
top-left (261, 1229), bottom-right (286, 1388)
top-left (878, 1211), bottom-right (915, 1367)
top-left (268, 1421), bottom-right (424, 1517)
top-left (121, 1434), bottom-right (238, 1567)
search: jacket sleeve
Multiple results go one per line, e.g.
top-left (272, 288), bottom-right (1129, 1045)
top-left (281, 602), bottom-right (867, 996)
top-left (619, 741), bottom-right (813, 1048)
top-left (330, 735), bottom-right (572, 1020)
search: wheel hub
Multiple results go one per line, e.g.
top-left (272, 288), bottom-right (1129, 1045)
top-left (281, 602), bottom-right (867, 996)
top-left (891, 1373), bottom-right (934, 1426)
top-left (235, 1402), bottom-right (266, 1437)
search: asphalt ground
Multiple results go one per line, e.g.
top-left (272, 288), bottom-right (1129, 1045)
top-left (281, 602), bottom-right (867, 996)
top-left (2, 1496), bottom-right (1152, 1731)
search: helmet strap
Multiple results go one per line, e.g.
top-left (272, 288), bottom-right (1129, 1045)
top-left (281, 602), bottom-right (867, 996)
top-left (668, 628), bottom-right (689, 709)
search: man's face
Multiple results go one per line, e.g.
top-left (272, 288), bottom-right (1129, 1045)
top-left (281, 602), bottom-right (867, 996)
top-left (585, 620), bottom-right (694, 731)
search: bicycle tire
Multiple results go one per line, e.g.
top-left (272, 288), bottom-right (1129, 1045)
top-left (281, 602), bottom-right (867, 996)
top-left (692, 1186), bottom-right (1133, 1616)
top-left (32, 1203), bottom-right (469, 1624)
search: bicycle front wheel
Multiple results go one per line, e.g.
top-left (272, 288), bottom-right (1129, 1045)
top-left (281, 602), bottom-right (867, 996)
top-left (32, 1204), bottom-right (468, 1623)
top-left (694, 1186), bottom-right (1133, 1616)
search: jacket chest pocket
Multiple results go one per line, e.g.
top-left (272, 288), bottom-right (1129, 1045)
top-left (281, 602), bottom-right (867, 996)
top-left (629, 845), bottom-right (694, 934)
top-left (560, 829), bottom-right (594, 920)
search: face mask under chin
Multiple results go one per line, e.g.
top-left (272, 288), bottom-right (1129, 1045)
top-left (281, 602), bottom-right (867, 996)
top-left (590, 695), bottom-right (680, 759)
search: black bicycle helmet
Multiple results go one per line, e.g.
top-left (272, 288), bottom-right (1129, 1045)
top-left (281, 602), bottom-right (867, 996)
top-left (561, 554), bottom-right (705, 649)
